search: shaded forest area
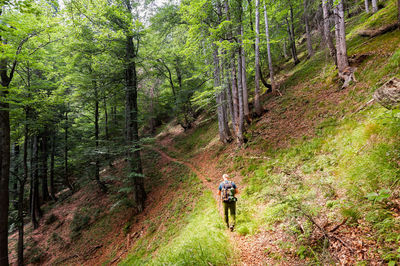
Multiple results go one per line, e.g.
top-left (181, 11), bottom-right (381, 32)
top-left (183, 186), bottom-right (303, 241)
top-left (1, 0), bottom-right (400, 264)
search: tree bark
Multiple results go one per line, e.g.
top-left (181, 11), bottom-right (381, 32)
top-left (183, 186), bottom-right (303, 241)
top-left (240, 25), bottom-right (250, 120)
top-left (263, 3), bottom-right (276, 91)
top-left (125, 0), bottom-right (146, 212)
top-left (18, 116), bottom-right (29, 266)
top-left (304, 0), bottom-right (315, 58)
top-left (254, 0), bottom-right (262, 115)
top-left (0, 16), bottom-right (11, 263)
top-left (40, 133), bottom-right (49, 202)
top-left (365, 0), bottom-right (370, 13)
top-left (371, 0), bottom-right (378, 13)
top-left (93, 83), bottom-right (106, 192)
top-left (236, 2), bottom-right (244, 145)
top-left (334, 0), bottom-right (349, 73)
top-left (64, 109), bottom-right (73, 191)
top-left (49, 133), bottom-right (57, 201)
top-left (31, 135), bottom-right (39, 229)
top-left (322, 0), bottom-right (337, 64)
top-left (213, 47), bottom-right (232, 143)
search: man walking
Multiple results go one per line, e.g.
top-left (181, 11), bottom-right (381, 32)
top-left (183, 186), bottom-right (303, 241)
top-left (218, 174), bottom-right (238, 231)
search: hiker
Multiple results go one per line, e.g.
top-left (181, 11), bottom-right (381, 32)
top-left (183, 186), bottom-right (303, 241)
top-left (218, 174), bottom-right (238, 231)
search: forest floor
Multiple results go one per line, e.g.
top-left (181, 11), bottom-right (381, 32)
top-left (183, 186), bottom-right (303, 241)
top-left (155, 126), bottom-right (304, 265)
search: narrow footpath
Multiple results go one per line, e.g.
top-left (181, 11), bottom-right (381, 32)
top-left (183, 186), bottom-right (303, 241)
top-left (152, 141), bottom-right (299, 266)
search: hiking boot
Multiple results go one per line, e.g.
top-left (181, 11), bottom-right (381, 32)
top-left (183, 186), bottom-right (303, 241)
top-left (230, 225), bottom-right (234, 232)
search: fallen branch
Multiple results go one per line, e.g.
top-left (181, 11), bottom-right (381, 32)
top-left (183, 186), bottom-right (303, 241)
top-left (296, 206), bottom-right (354, 253)
top-left (329, 218), bottom-right (348, 233)
top-left (358, 22), bottom-right (400, 38)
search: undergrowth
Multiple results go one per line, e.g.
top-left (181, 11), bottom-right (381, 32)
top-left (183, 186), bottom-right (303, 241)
top-left (120, 162), bottom-right (236, 265)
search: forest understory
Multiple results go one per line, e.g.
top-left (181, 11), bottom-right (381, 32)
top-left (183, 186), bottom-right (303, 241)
top-left (3, 0), bottom-right (400, 265)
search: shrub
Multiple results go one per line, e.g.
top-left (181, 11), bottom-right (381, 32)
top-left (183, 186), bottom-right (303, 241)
top-left (70, 211), bottom-right (91, 239)
top-left (45, 214), bottom-right (58, 225)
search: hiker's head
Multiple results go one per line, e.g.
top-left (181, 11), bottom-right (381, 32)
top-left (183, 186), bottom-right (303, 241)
top-left (222, 174), bottom-right (229, 181)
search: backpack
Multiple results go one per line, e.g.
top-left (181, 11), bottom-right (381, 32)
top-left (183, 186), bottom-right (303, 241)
top-left (221, 181), bottom-right (237, 202)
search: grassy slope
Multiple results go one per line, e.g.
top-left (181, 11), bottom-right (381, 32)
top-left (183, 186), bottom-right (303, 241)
top-left (120, 162), bottom-right (235, 266)
top-left (163, 2), bottom-right (400, 264)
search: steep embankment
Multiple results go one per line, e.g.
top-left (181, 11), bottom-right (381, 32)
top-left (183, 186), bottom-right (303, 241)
top-left (145, 2), bottom-right (400, 265)
top-left (9, 2), bottom-right (400, 265)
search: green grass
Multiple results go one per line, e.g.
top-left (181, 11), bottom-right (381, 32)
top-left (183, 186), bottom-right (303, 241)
top-left (120, 162), bottom-right (236, 266)
top-left (174, 119), bottom-right (218, 158)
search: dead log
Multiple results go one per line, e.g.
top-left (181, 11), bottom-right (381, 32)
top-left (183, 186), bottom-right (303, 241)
top-left (358, 22), bottom-right (400, 38)
top-left (373, 77), bottom-right (400, 109)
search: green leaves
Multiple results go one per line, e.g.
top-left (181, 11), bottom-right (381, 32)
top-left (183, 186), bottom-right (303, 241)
top-left (366, 188), bottom-right (391, 204)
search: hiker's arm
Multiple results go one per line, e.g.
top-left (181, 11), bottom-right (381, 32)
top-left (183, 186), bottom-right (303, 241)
top-left (235, 188), bottom-right (238, 194)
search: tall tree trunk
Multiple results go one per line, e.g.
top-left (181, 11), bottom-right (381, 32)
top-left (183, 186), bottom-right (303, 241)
top-left (18, 116), bottom-right (29, 266)
top-left (371, 0), bottom-right (378, 13)
top-left (282, 38), bottom-right (288, 59)
top-left (49, 134), bottom-right (56, 201)
top-left (263, 3), bottom-right (276, 90)
top-left (240, 25), bottom-right (250, 120)
top-left (304, 0), bottom-right (314, 58)
top-left (0, 17), bottom-right (11, 263)
top-left (12, 143), bottom-right (19, 209)
top-left (365, 0), bottom-right (370, 13)
top-left (322, 0), bottom-right (337, 64)
top-left (64, 109), bottom-right (73, 191)
top-left (93, 84), bottom-right (106, 192)
top-left (254, 0), bottom-right (262, 115)
top-left (286, 17), bottom-right (300, 65)
top-left (125, 0), bottom-right (146, 211)
top-left (31, 135), bottom-right (39, 229)
top-left (236, 2), bottom-right (244, 145)
top-left (224, 59), bottom-right (235, 125)
top-left (40, 133), bottom-right (49, 202)
top-left (334, 0), bottom-right (349, 73)
top-left (289, 5), bottom-right (300, 64)
top-left (213, 47), bottom-right (232, 143)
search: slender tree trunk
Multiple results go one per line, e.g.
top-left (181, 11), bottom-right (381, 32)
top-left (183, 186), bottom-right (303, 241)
top-left (282, 38), bottom-right (288, 59)
top-left (334, 0), bottom-right (349, 73)
top-left (93, 84), bottom-right (106, 192)
top-left (125, 0), bottom-right (146, 211)
top-left (304, 0), bottom-right (314, 58)
top-left (64, 109), bottom-right (73, 191)
top-left (236, 3), bottom-right (244, 145)
top-left (240, 25), bottom-right (250, 120)
top-left (365, 0), bottom-right (370, 13)
top-left (104, 98), bottom-right (109, 141)
top-left (263, 3), bottom-right (276, 90)
top-left (31, 135), bottom-right (39, 229)
top-left (224, 59), bottom-right (235, 125)
top-left (286, 17), bottom-right (300, 65)
top-left (40, 133), bottom-right (49, 202)
top-left (231, 59), bottom-right (240, 131)
top-left (213, 47), bottom-right (232, 143)
top-left (12, 143), bottom-right (19, 209)
top-left (254, 0), bottom-right (262, 115)
top-left (49, 134), bottom-right (56, 201)
top-left (371, 0), bottom-right (378, 13)
top-left (322, 0), bottom-right (337, 64)
top-left (18, 117), bottom-right (29, 266)
top-left (0, 29), bottom-right (10, 266)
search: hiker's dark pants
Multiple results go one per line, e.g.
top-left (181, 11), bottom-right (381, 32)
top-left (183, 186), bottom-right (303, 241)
top-left (223, 201), bottom-right (236, 227)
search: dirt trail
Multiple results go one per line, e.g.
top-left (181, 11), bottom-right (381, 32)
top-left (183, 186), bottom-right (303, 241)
top-left (152, 145), bottom-right (281, 266)
top-left (152, 148), bottom-right (221, 205)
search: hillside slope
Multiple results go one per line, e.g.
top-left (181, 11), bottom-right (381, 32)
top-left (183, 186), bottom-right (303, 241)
top-left (8, 1), bottom-right (400, 265)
